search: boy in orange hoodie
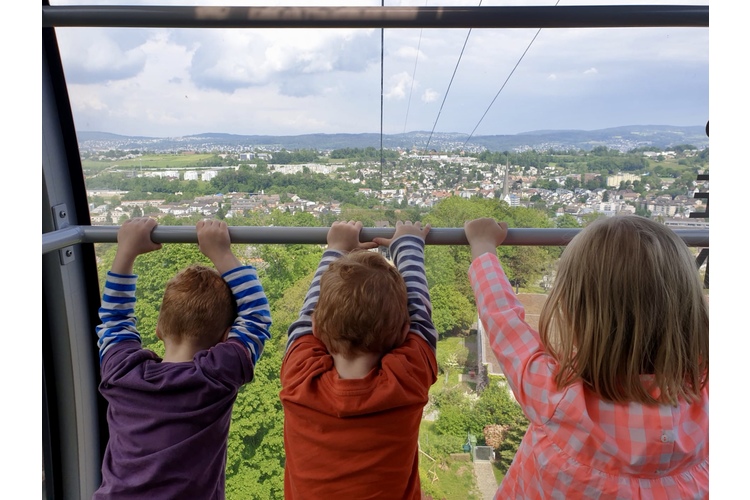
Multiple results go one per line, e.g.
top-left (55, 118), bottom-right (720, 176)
top-left (280, 220), bottom-right (438, 499)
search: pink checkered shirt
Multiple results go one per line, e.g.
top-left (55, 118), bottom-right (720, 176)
top-left (469, 253), bottom-right (708, 500)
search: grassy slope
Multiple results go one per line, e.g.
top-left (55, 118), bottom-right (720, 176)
top-left (82, 153), bottom-right (217, 171)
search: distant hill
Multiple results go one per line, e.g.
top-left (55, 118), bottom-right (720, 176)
top-left (76, 125), bottom-right (708, 153)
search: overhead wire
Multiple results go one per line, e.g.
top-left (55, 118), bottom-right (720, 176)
top-left (462, 0), bottom-right (562, 148)
top-left (403, 0), bottom-right (428, 135)
top-left (380, 0), bottom-right (385, 196)
top-left (425, 0), bottom-right (484, 152)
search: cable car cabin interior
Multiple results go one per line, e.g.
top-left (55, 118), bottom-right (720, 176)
top-left (41, 2), bottom-right (709, 499)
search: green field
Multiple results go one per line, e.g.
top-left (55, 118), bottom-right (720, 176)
top-left (82, 153), bottom-right (218, 171)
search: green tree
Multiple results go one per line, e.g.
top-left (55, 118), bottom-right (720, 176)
top-left (432, 377), bottom-right (528, 457)
top-left (272, 150), bottom-right (293, 164)
top-left (424, 246), bottom-right (461, 290)
top-left (430, 284), bottom-right (475, 337)
top-left (564, 177), bottom-right (580, 190)
top-left (225, 272), bottom-right (315, 499)
top-left (435, 338), bottom-right (470, 383)
top-left (433, 386), bottom-right (473, 437)
top-left (472, 381), bottom-right (527, 437)
top-left (144, 207), bottom-right (169, 219)
top-left (580, 212), bottom-right (607, 227)
top-left (216, 203), bottom-right (227, 220)
top-left (497, 245), bottom-right (551, 292)
top-left (423, 196), bottom-right (508, 229)
top-left (555, 214), bottom-right (580, 229)
top-left (257, 244), bottom-right (323, 303)
top-left (495, 417), bottom-right (528, 474)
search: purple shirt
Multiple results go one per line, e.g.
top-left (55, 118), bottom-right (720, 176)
top-left (94, 266), bottom-right (271, 499)
top-left (94, 341), bottom-right (252, 499)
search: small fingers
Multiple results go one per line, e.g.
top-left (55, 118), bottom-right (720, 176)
top-left (136, 217), bottom-right (157, 231)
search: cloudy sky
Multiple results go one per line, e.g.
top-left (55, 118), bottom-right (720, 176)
top-left (49, 0), bottom-right (709, 138)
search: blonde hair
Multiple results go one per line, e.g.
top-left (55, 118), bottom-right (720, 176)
top-left (538, 215), bottom-right (708, 405)
top-left (314, 250), bottom-right (409, 359)
top-left (157, 264), bottom-right (236, 349)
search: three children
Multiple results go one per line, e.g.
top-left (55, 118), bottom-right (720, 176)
top-left (96, 214), bottom-right (708, 499)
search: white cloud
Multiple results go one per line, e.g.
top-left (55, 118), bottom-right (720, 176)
top-left (393, 43), bottom-right (426, 62)
top-left (51, 0), bottom-right (709, 136)
top-left (55, 28), bottom-right (149, 84)
top-left (421, 89), bottom-right (439, 103)
top-left (385, 72), bottom-right (415, 100)
top-left (183, 29), bottom-right (380, 94)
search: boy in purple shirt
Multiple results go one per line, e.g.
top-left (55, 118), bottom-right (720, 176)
top-left (93, 217), bottom-right (272, 499)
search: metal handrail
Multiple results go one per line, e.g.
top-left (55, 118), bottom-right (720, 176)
top-left (41, 224), bottom-right (709, 255)
top-left (42, 5), bottom-right (708, 29)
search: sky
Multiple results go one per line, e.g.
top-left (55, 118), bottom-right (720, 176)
top-left (48, 0), bottom-right (710, 138)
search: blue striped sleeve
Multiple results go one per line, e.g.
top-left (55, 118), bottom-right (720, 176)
top-left (390, 234), bottom-right (438, 351)
top-left (286, 249), bottom-right (343, 351)
top-left (222, 266), bottom-right (272, 367)
top-left (96, 271), bottom-right (141, 363)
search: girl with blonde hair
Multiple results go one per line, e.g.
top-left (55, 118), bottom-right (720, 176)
top-left (465, 215), bottom-right (708, 499)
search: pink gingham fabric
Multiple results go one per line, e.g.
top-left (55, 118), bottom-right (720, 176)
top-left (469, 253), bottom-right (708, 499)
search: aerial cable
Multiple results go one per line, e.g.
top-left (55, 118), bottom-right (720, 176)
top-left (403, 0), bottom-right (428, 136)
top-left (402, 28), bottom-right (423, 135)
top-left (380, 0), bottom-right (385, 196)
top-left (425, 0), bottom-right (484, 152)
top-left (463, 0), bottom-right (561, 148)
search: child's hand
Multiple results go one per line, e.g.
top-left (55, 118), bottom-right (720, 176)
top-left (464, 218), bottom-right (509, 260)
top-left (111, 217), bottom-right (162, 274)
top-left (327, 221), bottom-right (378, 253)
top-left (197, 219), bottom-right (241, 274)
top-left (373, 221), bottom-right (431, 247)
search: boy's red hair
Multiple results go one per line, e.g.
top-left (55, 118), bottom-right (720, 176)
top-left (314, 250), bottom-right (409, 359)
top-left (158, 264), bottom-right (236, 349)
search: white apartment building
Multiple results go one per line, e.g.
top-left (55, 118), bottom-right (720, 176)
top-left (201, 170), bottom-right (217, 182)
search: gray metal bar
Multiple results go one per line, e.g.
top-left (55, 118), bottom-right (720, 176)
top-left (42, 225), bottom-right (709, 254)
top-left (42, 5), bottom-right (708, 29)
top-left (42, 225), bottom-right (86, 254)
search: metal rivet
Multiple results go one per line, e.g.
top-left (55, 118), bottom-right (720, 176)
top-left (65, 249), bottom-right (73, 257)
top-left (59, 210), bottom-right (67, 218)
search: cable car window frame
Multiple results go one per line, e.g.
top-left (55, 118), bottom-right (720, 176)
top-left (41, 3), bottom-right (709, 498)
